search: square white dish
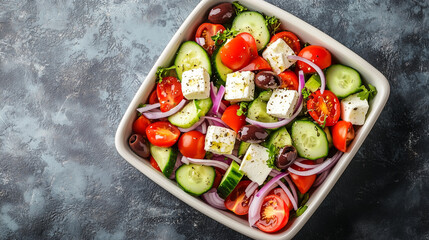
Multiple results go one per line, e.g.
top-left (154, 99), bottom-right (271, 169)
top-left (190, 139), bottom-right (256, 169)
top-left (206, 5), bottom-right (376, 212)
top-left (115, 0), bottom-right (390, 239)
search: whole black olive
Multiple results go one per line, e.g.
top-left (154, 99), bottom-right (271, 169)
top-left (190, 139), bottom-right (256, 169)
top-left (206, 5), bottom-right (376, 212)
top-left (208, 3), bottom-right (235, 24)
top-left (129, 134), bottom-right (150, 158)
top-left (237, 125), bottom-right (268, 143)
top-left (276, 145), bottom-right (298, 169)
top-left (255, 71), bottom-right (280, 90)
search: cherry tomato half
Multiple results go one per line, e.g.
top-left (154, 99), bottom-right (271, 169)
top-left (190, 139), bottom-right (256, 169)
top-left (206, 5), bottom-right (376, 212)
top-left (150, 156), bottom-right (162, 172)
top-left (132, 115), bottom-right (151, 136)
top-left (221, 105), bottom-right (246, 132)
top-left (157, 76), bottom-right (184, 112)
top-left (212, 169), bottom-right (224, 189)
top-left (220, 35), bottom-right (253, 71)
top-left (148, 89), bottom-right (159, 104)
top-left (270, 31), bottom-right (301, 54)
top-left (268, 188), bottom-right (293, 211)
top-left (307, 90), bottom-right (341, 127)
top-left (255, 194), bottom-right (289, 233)
top-left (236, 32), bottom-right (258, 59)
top-left (195, 23), bottom-right (225, 55)
top-left (290, 160), bottom-right (316, 194)
top-left (178, 131), bottom-right (206, 159)
top-left (331, 120), bottom-right (355, 152)
top-left (224, 180), bottom-right (253, 215)
top-left (278, 70), bottom-right (299, 91)
top-left (146, 121), bottom-right (180, 147)
top-left (297, 45), bottom-right (332, 74)
top-left (239, 56), bottom-right (272, 72)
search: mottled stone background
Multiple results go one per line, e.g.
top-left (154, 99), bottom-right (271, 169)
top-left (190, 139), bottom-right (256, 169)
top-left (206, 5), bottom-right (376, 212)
top-left (0, 0), bottom-right (428, 239)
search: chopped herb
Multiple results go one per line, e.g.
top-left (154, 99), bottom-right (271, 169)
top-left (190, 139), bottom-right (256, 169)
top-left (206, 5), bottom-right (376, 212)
top-left (266, 144), bottom-right (280, 170)
top-left (212, 28), bottom-right (238, 46)
top-left (136, 103), bottom-right (145, 116)
top-left (265, 15), bottom-right (281, 35)
top-left (320, 114), bottom-right (328, 128)
top-left (303, 42), bottom-right (311, 48)
top-left (236, 102), bottom-right (249, 116)
top-left (302, 87), bottom-right (311, 99)
top-left (232, 1), bottom-right (247, 15)
top-left (357, 84), bottom-right (377, 101)
top-left (295, 205), bottom-right (308, 217)
top-left (156, 65), bottom-right (176, 83)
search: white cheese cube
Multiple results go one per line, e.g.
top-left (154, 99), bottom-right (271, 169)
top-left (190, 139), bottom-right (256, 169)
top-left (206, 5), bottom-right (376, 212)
top-left (224, 71), bottom-right (255, 102)
top-left (262, 38), bottom-right (296, 74)
top-left (239, 144), bottom-right (272, 185)
top-left (341, 93), bottom-right (369, 125)
top-left (267, 89), bottom-right (299, 118)
top-left (181, 67), bottom-right (210, 100)
top-left (204, 126), bottom-right (236, 155)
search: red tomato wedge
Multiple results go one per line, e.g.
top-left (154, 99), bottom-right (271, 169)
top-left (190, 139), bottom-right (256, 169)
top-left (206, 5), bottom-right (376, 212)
top-left (239, 56), bottom-right (272, 71)
top-left (255, 194), bottom-right (289, 233)
top-left (148, 89), bottom-right (158, 104)
top-left (195, 23), bottom-right (225, 55)
top-left (132, 115), bottom-right (151, 136)
top-left (224, 180), bottom-right (253, 215)
top-left (290, 160), bottom-right (316, 194)
top-left (146, 121), bottom-right (180, 147)
top-left (270, 31), bottom-right (301, 54)
top-left (157, 76), bottom-right (184, 112)
top-left (307, 90), bottom-right (340, 127)
top-left (278, 70), bottom-right (299, 91)
top-left (221, 105), bottom-right (246, 132)
top-left (331, 120), bottom-right (355, 152)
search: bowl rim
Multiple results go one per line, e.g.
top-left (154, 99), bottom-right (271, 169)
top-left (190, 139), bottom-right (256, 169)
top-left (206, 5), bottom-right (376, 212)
top-left (115, 0), bottom-right (390, 239)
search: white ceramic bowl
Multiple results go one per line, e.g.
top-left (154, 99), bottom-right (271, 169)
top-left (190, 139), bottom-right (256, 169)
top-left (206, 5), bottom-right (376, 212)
top-left (115, 0), bottom-right (390, 239)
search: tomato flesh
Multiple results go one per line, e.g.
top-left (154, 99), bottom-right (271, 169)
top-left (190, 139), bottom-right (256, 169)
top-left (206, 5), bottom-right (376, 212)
top-left (255, 194), bottom-right (289, 233)
top-left (225, 180), bottom-right (253, 215)
top-left (270, 31), bottom-right (301, 54)
top-left (220, 36), bottom-right (253, 71)
top-left (178, 131), bottom-right (206, 159)
top-left (157, 76), bottom-right (184, 112)
top-left (132, 115), bottom-right (151, 136)
top-left (236, 32), bottom-right (258, 59)
top-left (148, 89), bottom-right (159, 104)
top-left (297, 45), bottom-right (332, 74)
top-left (239, 56), bottom-right (272, 72)
top-left (221, 105), bottom-right (246, 132)
top-left (146, 121), bottom-right (180, 147)
top-left (195, 23), bottom-right (225, 55)
top-left (331, 120), bottom-right (355, 152)
top-left (278, 70), bottom-right (299, 91)
top-left (290, 160), bottom-right (316, 194)
top-left (307, 90), bottom-right (340, 127)
top-left (268, 188), bottom-right (293, 211)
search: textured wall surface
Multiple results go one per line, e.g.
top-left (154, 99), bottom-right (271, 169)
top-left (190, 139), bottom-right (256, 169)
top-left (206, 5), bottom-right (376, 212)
top-left (0, 0), bottom-right (428, 239)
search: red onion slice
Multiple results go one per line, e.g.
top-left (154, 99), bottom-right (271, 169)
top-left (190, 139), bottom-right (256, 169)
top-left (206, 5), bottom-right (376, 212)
top-left (204, 116), bottom-right (229, 128)
top-left (195, 37), bottom-right (206, 47)
top-left (295, 70), bottom-right (305, 112)
top-left (245, 102), bottom-right (303, 129)
top-left (143, 99), bottom-right (187, 119)
top-left (288, 152), bottom-right (342, 176)
top-left (182, 156), bottom-right (229, 171)
top-left (201, 189), bottom-right (227, 210)
top-left (245, 181), bottom-right (259, 198)
top-left (277, 180), bottom-right (298, 210)
top-left (137, 103), bottom-right (161, 113)
top-left (201, 121), bottom-right (207, 134)
top-left (293, 161), bottom-right (320, 169)
top-left (288, 55), bottom-right (326, 94)
top-left (223, 154), bottom-right (242, 164)
top-left (284, 175), bottom-right (298, 205)
top-left (313, 170), bottom-right (330, 187)
top-left (211, 85), bottom-right (225, 114)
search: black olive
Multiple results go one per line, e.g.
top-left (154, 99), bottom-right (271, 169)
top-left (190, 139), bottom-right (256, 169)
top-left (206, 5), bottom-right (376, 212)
top-left (237, 125), bottom-right (268, 143)
top-left (208, 3), bottom-right (235, 24)
top-left (129, 134), bottom-right (150, 158)
top-left (255, 71), bottom-right (280, 90)
top-left (276, 145), bottom-right (298, 169)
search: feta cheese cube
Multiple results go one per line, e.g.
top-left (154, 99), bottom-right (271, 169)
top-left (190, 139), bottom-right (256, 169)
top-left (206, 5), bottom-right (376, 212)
top-left (224, 71), bottom-right (255, 102)
top-left (341, 93), bottom-right (369, 125)
top-left (262, 38), bottom-right (296, 74)
top-left (267, 89), bottom-right (299, 118)
top-left (239, 144), bottom-right (272, 185)
top-left (204, 126), bottom-right (236, 154)
top-left (181, 67), bottom-right (210, 100)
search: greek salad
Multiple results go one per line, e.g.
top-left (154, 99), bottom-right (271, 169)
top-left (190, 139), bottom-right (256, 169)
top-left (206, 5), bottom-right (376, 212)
top-left (128, 1), bottom-right (377, 234)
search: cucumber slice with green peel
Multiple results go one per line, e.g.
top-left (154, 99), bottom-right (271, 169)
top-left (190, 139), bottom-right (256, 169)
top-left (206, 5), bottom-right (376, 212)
top-left (232, 11), bottom-right (271, 51)
top-left (176, 164), bottom-right (215, 196)
top-left (217, 161), bottom-right (244, 199)
top-left (149, 144), bottom-right (177, 178)
top-left (305, 74), bottom-right (321, 93)
top-left (238, 141), bottom-right (251, 157)
top-left (258, 90), bottom-right (273, 102)
top-left (266, 127), bottom-right (292, 149)
top-left (175, 41), bottom-right (212, 80)
top-left (168, 100), bottom-right (200, 128)
top-left (326, 64), bottom-right (362, 98)
top-left (195, 98), bottom-right (213, 117)
top-left (291, 120), bottom-right (329, 160)
top-left (213, 43), bottom-right (233, 84)
top-left (247, 98), bottom-right (278, 123)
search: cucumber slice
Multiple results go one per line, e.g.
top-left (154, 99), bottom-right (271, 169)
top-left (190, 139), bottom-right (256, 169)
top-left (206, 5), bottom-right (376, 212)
top-left (266, 127), bottom-right (292, 149)
top-left (149, 144), bottom-right (177, 178)
top-left (175, 41), bottom-right (212, 80)
top-left (195, 98), bottom-right (213, 117)
top-left (217, 161), bottom-right (244, 199)
top-left (168, 100), bottom-right (200, 128)
top-left (213, 43), bottom-right (233, 84)
top-left (176, 164), bottom-right (215, 196)
top-left (247, 98), bottom-right (277, 123)
top-left (238, 141), bottom-right (251, 157)
top-left (291, 120), bottom-right (329, 160)
top-left (232, 11), bottom-right (270, 51)
top-left (326, 64), bottom-right (362, 98)
top-left (258, 90), bottom-right (273, 102)
top-left (305, 74), bottom-right (321, 93)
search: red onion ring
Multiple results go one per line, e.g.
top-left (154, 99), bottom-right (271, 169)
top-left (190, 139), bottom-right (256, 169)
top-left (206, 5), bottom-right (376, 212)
top-left (195, 37), bottom-right (206, 47)
top-left (313, 170), bottom-right (330, 187)
top-left (288, 151), bottom-right (342, 176)
top-left (204, 116), bottom-right (229, 128)
top-left (137, 103), bottom-right (161, 113)
top-left (288, 55), bottom-right (326, 94)
top-left (277, 180), bottom-right (298, 210)
top-left (143, 99), bottom-right (187, 119)
top-left (284, 175), bottom-right (298, 205)
top-left (223, 154), bottom-right (242, 164)
top-left (245, 101), bottom-right (303, 129)
top-left (293, 160), bottom-right (320, 169)
top-left (201, 121), bottom-right (207, 134)
top-left (201, 189), bottom-right (227, 210)
top-left (294, 70), bottom-right (305, 112)
top-left (245, 181), bottom-right (259, 198)
top-left (211, 85), bottom-right (225, 114)
top-left (182, 156), bottom-right (229, 171)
